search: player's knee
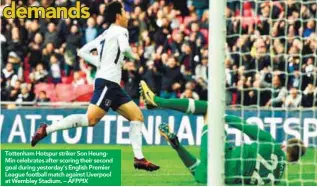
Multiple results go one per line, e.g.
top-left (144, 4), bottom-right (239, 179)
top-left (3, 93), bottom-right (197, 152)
top-left (136, 114), bottom-right (144, 122)
top-left (87, 116), bottom-right (100, 127)
top-left (203, 114), bottom-right (208, 124)
top-left (130, 113), bottom-right (144, 122)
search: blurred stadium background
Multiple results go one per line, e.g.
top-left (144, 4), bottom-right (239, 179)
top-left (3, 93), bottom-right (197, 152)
top-left (1, 0), bottom-right (316, 186)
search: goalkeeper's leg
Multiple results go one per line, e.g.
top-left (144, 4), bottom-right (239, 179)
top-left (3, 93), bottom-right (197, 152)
top-left (159, 123), bottom-right (206, 183)
top-left (140, 80), bottom-right (207, 115)
top-left (194, 125), bottom-right (208, 184)
top-left (154, 97), bottom-right (207, 115)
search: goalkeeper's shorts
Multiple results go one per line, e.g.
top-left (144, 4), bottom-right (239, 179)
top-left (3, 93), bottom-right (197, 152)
top-left (194, 125), bottom-right (232, 184)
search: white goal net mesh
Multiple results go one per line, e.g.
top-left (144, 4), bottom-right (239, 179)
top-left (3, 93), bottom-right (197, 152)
top-left (225, 0), bottom-right (316, 185)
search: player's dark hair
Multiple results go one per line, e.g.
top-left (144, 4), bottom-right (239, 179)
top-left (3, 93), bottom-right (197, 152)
top-left (104, 1), bottom-right (123, 24)
top-left (287, 138), bottom-right (306, 162)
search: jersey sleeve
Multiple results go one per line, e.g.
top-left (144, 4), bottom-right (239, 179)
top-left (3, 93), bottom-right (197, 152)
top-left (77, 35), bottom-right (102, 67)
top-left (117, 30), bottom-right (135, 60)
top-left (225, 115), bottom-right (275, 142)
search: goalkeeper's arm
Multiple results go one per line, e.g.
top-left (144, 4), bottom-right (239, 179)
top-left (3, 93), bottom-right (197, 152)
top-left (225, 115), bottom-right (275, 142)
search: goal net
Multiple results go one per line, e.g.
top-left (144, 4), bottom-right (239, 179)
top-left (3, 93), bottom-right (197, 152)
top-left (223, 0), bottom-right (317, 185)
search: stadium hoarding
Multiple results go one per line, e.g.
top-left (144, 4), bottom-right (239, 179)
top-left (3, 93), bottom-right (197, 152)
top-left (1, 108), bottom-right (316, 147)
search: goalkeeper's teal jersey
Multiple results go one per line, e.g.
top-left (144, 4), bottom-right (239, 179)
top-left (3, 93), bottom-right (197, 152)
top-left (224, 115), bottom-right (286, 185)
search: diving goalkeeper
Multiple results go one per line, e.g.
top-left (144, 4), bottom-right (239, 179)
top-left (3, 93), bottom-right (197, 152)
top-left (140, 81), bottom-right (306, 185)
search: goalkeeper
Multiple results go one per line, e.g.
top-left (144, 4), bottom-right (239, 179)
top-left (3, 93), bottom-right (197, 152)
top-left (140, 81), bottom-right (306, 185)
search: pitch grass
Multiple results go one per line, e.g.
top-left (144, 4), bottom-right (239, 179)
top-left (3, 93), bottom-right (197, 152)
top-left (1, 144), bottom-right (316, 186)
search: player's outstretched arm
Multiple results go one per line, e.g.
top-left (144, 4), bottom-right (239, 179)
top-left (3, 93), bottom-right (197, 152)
top-left (77, 37), bottom-right (101, 67)
top-left (225, 115), bottom-right (275, 142)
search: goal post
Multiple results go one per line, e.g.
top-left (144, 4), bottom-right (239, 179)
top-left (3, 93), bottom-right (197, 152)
top-left (207, 0), bottom-right (227, 186)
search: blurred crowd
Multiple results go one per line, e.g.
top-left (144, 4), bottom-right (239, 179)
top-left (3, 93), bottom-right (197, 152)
top-left (1, 0), bottom-right (317, 108)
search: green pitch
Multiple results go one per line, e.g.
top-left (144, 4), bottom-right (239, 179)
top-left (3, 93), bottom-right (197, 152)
top-left (1, 144), bottom-right (316, 186)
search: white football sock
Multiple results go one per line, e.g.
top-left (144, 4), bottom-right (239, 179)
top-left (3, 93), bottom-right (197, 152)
top-left (46, 114), bottom-right (89, 134)
top-left (129, 121), bottom-right (144, 159)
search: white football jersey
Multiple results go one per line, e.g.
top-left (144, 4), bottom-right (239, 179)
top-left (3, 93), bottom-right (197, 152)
top-left (78, 24), bottom-right (132, 85)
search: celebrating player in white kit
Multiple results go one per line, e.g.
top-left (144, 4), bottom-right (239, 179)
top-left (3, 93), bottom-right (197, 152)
top-left (31, 1), bottom-right (160, 171)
